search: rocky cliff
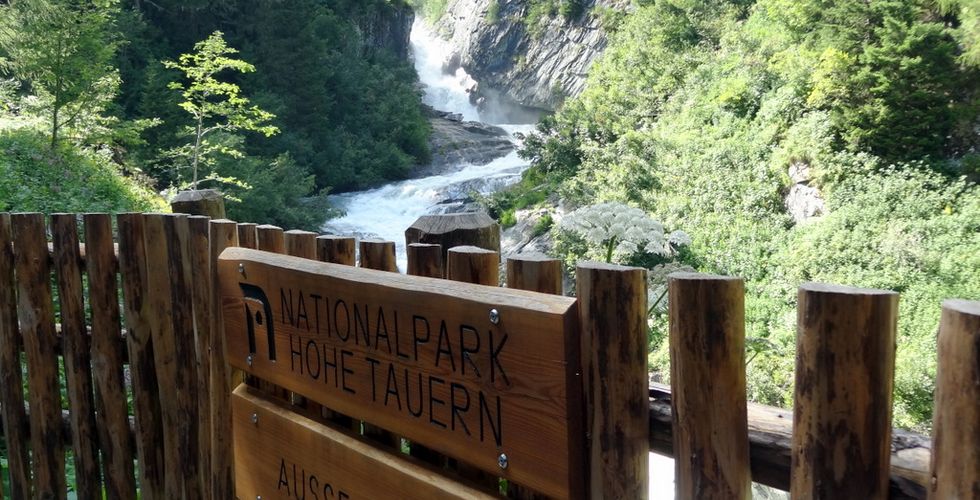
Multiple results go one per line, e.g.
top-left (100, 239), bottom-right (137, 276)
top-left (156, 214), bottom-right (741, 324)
top-left (354, 2), bottom-right (415, 60)
top-left (435, 0), bottom-right (627, 113)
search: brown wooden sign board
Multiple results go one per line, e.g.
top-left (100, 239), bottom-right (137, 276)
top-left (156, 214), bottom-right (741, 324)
top-left (218, 247), bottom-right (583, 498)
top-left (232, 384), bottom-right (497, 499)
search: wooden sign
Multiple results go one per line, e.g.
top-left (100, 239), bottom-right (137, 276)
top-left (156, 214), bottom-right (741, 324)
top-left (218, 247), bottom-right (583, 498)
top-left (232, 384), bottom-right (496, 499)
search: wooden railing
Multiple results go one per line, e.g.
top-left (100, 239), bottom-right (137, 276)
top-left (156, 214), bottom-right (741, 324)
top-left (0, 211), bottom-right (976, 499)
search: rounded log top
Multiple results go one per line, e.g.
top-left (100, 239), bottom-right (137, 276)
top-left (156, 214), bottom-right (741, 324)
top-left (799, 282), bottom-right (897, 296)
top-left (508, 252), bottom-right (557, 262)
top-left (257, 224), bottom-right (282, 230)
top-left (210, 219), bottom-right (237, 225)
top-left (171, 188), bottom-right (223, 203)
top-left (408, 242), bottom-right (441, 248)
top-left (448, 245), bottom-right (496, 254)
top-left (318, 234), bottom-right (352, 240)
top-left (943, 298), bottom-right (980, 315)
top-left (408, 213), bottom-right (496, 233)
top-left (576, 260), bottom-right (645, 272)
top-left (668, 271), bottom-right (741, 282)
top-left (284, 229), bottom-right (316, 236)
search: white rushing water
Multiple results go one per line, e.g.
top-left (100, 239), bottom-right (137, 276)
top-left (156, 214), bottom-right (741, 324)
top-left (323, 21), bottom-right (534, 271)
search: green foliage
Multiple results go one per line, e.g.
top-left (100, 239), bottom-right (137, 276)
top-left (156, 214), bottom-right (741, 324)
top-left (163, 31), bottom-right (278, 188)
top-left (513, 0), bottom-right (980, 430)
top-left (222, 154), bottom-right (340, 231)
top-left (0, 128), bottom-right (164, 213)
top-left (486, 0), bottom-right (502, 24)
top-left (408, 0), bottom-right (449, 22)
top-left (0, 0), bottom-right (121, 147)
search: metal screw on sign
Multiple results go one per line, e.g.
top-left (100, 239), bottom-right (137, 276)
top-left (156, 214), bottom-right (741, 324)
top-left (489, 308), bottom-right (500, 325)
top-left (251, 413), bottom-right (258, 425)
top-left (497, 453), bottom-right (508, 470)
top-left (238, 263), bottom-right (245, 275)
top-left (246, 354), bottom-right (254, 367)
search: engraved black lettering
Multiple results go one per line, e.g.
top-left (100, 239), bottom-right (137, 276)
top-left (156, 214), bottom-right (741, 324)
top-left (341, 350), bottom-right (356, 394)
top-left (450, 382), bottom-right (472, 436)
top-left (489, 330), bottom-right (510, 385)
top-left (384, 363), bottom-right (401, 410)
top-left (412, 315), bottom-right (430, 361)
top-left (404, 368), bottom-right (424, 417)
top-left (428, 376), bottom-right (447, 428)
top-left (459, 324), bottom-right (481, 378)
top-left (305, 340), bottom-right (321, 379)
top-left (375, 307), bottom-right (392, 354)
top-left (334, 300), bottom-right (350, 342)
top-left (322, 346), bottom-right (339, 388)
top-left (281, 288), bottom-right (294, 327)
top-left (310, 294), bottom-right (323, 335)
top-left (353, 303), bottom-right (370, 347)
top-left (394, 310), bottom-right (410, 360)
top-left (296, 292), bottom-right (309, 331)
top-left (365, 356), bottom-right (380, 401)
top-left (479, 391), bottom-right (503, 446)
top-left (278, 458), bottom-right (289, 494)
top-left (290, 334), bottom-right (303, 375)
top-left (435, 320), bottom-right (455, 371)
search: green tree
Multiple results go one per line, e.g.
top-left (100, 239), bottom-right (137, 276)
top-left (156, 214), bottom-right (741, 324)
top-left (163, 31), bottom-right (278, 188)
top-left (0, 0), bottom-right (120, 147)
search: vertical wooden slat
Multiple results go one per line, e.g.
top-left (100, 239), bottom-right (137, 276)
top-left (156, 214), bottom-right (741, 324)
top-left (142, 214), bottom-right (183, 499)
top-left (359, 239), bottom-right (397, 272)
top-left (928, 299), bottom-right (980, 499)
top-left (164, 215), bottom-right (201, 499)
top-left (505, 253), bottom-right (561, 295)
top-left (84, 213), bottom-right (137, 499)
top-left (51, 213), bottom-right (101, 498)
top-left (209, 219), bottom-right (239, 500)
top-left (12, 213), bottom-right (66, 498)
top-left (791, 283), bottom-right (898, 499)
top-left (317, 235), bottom-right (356, 266)
top-left (407, 243), bottom-right (443, 278)
top-left (577, 261), bottom-right (648, 499)
top-left (0, 213), bottom-right (31, 498)
top-left (446, 245), bottom-right (503, 491)
top-left (188, 215), bottom-right (212, 500)
top-left (503, 252), bottom-right (561, 499)
top-left (237, 223), bottom-right (258, 250)
top-left (357, 238), bottom-right (400, 448)
top-left (256, 224), bottom-right (285, 254)
top-left (447, 246), bottom-right (499, 286)
top-left (284, 230), bottom-right (317, 259)
top-left (117, 213), bottom-right (165, 499)
top-left (668, 273), bottom-right (750, 499)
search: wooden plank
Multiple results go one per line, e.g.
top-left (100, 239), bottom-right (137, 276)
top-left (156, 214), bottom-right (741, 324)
top-left (668, 273), bottom-right (749, 499)
top-left (359, 239), bottom-right (397, 272)
top-left (117, 213), bottom-right (166, 499)
top-left (218, 247), bottom-right (583, 499)
top-left (317, 235), bottom-right (356, 266)
top-left (577, 261), bottom-right (647, 499)
top-left (238, 223), bottom-right (258, 250)
top-left (188, 215), bottom-right (212, 499)
top-left (447, 246), bottom-right (499, 286)
top-left (0, 213), bottom-right (31, 498)
top-left (647, 383), bottom-right (931, 499)
top-left (12, 213), bottom-right (66, 498)
top-left (163, 215), bottom-right (202, 499)
top-left (256, 225), bottom-right (285, 254)
top-left (929, 299), bottom-right (980, 499)
top-left (84, 213), bottom-right (138, 499)
top-left (51, 214), bottom-right (101, 498)
top-left (505, 253), bottom-right (561, 295)
top-left (209, 219), bottom-right (240, 500)
top-left (232, 384), bottom-right (495, 500)
top-left (791, 283), bottom-right (898, 499)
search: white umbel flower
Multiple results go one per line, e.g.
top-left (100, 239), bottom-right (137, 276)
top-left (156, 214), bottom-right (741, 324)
top-left (560, 202), bottom-right (688, 262)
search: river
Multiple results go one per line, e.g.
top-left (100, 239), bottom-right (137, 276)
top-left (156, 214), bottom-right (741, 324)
top-left (323, 21), bottom-right (534, 271)
top-left (325, 19), bottom-right (684, 499)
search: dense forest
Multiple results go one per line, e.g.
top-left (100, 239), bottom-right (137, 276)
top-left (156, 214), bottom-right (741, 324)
top-left (1, 0), bottom-right (431, 228)
top-left (474, 0), bottom-right (979, 431)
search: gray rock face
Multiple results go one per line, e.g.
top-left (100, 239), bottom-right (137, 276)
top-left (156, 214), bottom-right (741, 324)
top-left (354, 2), bottom-right (415, 59)
top-left (785, 162), bottom-right (826, 223)
top-left (422, 110), bottom-right (516, 175)
top-left (436, 0), bottom-right (626, 112)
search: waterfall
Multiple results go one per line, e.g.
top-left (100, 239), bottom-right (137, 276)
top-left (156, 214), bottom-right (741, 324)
top-left (323, 20), bottom-right (534, 271)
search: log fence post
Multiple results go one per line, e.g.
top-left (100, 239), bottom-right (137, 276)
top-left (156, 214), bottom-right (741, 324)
top-left (667, 273), bottom-right (749, 499)
top-left (505, 253), bottom-right (562, 295)
top-left (928, 299), bottom-right (980, 499)
top-left (577, 261), bottom-right (648, 499)
top-left (791, 283), bottom-right (898, 499)
top-left (317, 235), bottom-right (356, 266)
top-left (447, 246), bottom-right (499, 286)
top-left (407, 242), bottom-right (443, 278)
top-left (209, 219), bottom-right (239, 499)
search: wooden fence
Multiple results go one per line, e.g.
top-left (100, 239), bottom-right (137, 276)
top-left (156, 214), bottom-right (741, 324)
top-left (0, 211), bottom-right (975, 499)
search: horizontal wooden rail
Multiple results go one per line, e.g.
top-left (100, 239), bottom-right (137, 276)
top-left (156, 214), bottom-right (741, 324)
top-left (47, 242), bottom-right (119, 264)
top-left (648, 383), bottom-right (930, 499)
top-left (0, 403), bottom-right (137, 448)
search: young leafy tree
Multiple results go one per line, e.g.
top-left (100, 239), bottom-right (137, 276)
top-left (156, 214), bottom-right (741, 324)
top-left (0, 0), bottom-right (120, 147)
top-left (163, 31), bottom-right (278, 188)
